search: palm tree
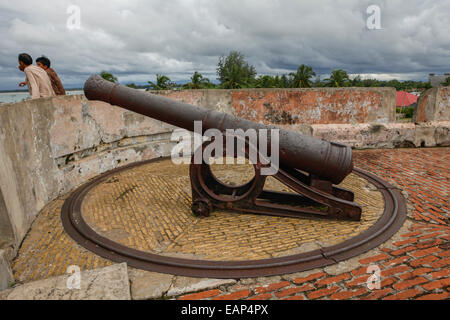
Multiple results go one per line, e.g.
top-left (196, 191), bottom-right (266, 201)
top-left (220, 64), bottom-right (254, 89)
top-left (183, 71), bottom-right (212, 89)
top-left (147, 74), bottom-right (173, 90)
top-left (255, 75), bottom-right (277, 88)
top-left (325, 69), bottom-right (350, 87)
top-left (289, 64), bottom-right (316, 88)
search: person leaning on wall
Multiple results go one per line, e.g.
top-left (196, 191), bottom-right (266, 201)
top-left (18, 53), bottom-right (55, 99)
top-left (36, 56), bottom-right (66, 96)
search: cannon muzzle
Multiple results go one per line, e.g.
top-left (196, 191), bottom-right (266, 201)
top-left (84, 75), bottom-right (353, 185)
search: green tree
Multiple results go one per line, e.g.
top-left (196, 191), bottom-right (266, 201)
top-left (362, 78), bottom-right (381, 87)
top-left (255, 75), bottom-right (277, 88)
top-left (125, 83), bottom-right (138, 88)
top-left (217, 51), bottom-right (256, 89)
top-left (183, 71), bottom-right (213, 89)
top-left (385, 79), bottom-right (402, 90)
top-left (100, 71), bottom-right (118, 83)
top-left (351, 75), bottom-right (363, 87)
top-left (325, 69), bottom-right (350, 87)
top-left (279, 74), bottom-right (290, 88)
top-left (147, 74), bottom-right (174, 90)
top-left (289, 64), bottom-right (316, 88)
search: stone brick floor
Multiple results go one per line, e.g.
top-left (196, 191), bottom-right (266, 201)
top-left (9, 147), bottom-right (450, 300)
top-left (175, 148), bottom-right (449, 300)
top-left (354, 148), bottom-right (449, 225)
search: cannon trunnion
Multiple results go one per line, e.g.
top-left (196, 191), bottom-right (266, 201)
top-left (84, 75), bottom-right (362, 221)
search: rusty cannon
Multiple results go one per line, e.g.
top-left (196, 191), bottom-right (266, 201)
top-left (84, 75), bottom-right (362, 221)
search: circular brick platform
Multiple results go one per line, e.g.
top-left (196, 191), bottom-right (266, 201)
top-left (80, 158), bottom-right (383, 261)
top-left (60, 157), bottom-right (406, 278)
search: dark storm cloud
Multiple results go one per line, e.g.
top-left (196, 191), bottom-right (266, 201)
top-left (0, 0), bottom-right (449, 90)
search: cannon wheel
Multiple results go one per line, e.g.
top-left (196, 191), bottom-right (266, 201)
top-left (189, 134), bottom-right (362, 221)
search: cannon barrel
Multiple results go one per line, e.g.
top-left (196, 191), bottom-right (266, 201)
top-left (84, 75), bottom-right (353, 184)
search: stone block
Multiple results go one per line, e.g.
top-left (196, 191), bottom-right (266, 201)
top-left (3, 263), bottom-right (130, 300)
top-left (128, 268), bottom-right (174, 300)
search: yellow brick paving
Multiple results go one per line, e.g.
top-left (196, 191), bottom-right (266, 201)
top-left (12, 158), bottom-right (384, 283)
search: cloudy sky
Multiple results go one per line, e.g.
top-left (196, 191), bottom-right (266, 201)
top-left (1, 0), bottom-right (449, 90)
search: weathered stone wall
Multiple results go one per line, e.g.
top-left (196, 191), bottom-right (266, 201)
top-left (153, 87), bottom-right (396, 125)
top-left (415, 87), bottom-right (450, 122)
top-left (310, 122), bottom-right (449, 149)
top-left (0, 95), bottom-right (176, 259)
top-left (0, 90), bottom-right (448, 281)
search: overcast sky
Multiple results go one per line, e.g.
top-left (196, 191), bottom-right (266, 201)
top-left (1, 0), bottom-right (449, 90)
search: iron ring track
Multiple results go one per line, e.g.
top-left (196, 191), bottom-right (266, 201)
top-left (61, 157), bottom-right (407, 278)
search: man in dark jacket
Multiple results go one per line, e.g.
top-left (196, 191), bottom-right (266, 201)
top-left (36, 56), bottom-right (66, 95)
